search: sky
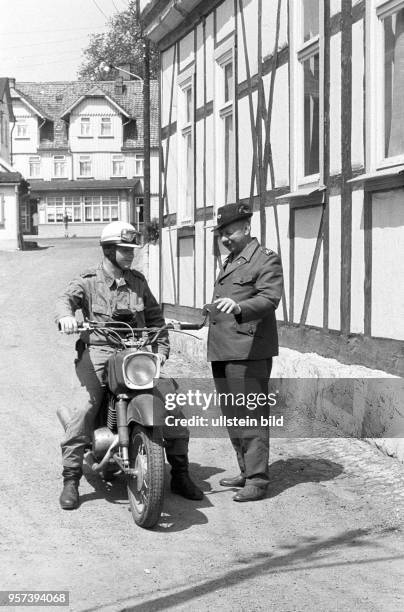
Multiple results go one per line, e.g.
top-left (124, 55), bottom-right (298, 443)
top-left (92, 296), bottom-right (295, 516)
top-left (0, 0), bottom-right (129, 82)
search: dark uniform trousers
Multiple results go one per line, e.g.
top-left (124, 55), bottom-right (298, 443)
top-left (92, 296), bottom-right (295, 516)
top-left (211, 358), bottom-right (272, 489)
top-left (62, 345), bottom-right (189, 469)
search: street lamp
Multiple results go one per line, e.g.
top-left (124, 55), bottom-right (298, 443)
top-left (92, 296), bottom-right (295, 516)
top-left (98, 61), bottom-right (143, 89)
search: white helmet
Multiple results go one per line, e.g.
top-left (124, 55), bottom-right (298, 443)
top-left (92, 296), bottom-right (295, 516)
top-left (100, 221), bottom-right (140, 248)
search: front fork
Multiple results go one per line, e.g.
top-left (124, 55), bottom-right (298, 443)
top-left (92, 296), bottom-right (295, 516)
top-left (116, 394), bottom-right (130, 467)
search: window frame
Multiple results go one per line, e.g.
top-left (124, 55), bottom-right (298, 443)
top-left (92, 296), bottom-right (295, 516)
top-left (112, 154), bottom-right (125, 177)
top-left (134, 154), bottom-right (144, 177)
top-left (15, 120), bottom-right (28, 139)
top-left (214, 41), bottom-right (236, 209)
top-left (80, 116), bottom-right (92, 137)
top-left (289, 0), bottom-right (324, 190)
top-left (100, 116), bottom-right (113, 137)
top-left (366, 0), bottom-right (404, 171)
top-left (177, 66), bottom-right (195, 225)
top-left (53, 155), bottom-right (67, 178)
top-left (78, 154), bottom-right (92, 177)
top-left (29, 156), bottom-right (41, 178)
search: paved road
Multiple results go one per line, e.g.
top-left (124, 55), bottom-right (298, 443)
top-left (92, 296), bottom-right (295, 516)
top-left (0, 238), bottom-right (403, 612)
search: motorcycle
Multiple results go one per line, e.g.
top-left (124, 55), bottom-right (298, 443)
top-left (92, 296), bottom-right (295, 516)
top-left (57, 311), bottom-right (206, 529)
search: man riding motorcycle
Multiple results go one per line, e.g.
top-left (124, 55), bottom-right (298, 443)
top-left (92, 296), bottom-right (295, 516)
top-left (55, 221), bottom-right (203, 510)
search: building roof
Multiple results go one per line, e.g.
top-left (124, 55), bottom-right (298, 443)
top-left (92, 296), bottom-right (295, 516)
top-left (12, 80), bottom-right (159, 147)
top-left (0, 171), bottom-right (22, 184)
top-left (29, 178), bottom-right (141, 192)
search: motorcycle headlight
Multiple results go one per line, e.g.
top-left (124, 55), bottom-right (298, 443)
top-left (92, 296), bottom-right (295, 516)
top-left (123, 353), bottom-right (158, 388)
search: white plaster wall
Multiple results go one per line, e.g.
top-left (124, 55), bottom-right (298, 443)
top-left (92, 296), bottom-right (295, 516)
top-left (351, 18), bottom-right (365, 170)
top-left (328, 192), bottom-right (341, 331)
top-left (195, 120), bottom-right (204, 209)
top-left (294, 207), bottom-right (324, 326)
top-left (262, 0), bottom-right (288, 56)
top-left (196, 22), bottom-right (205, 110)
top-left (161, 227), bottom-right (177, 304)
top-left (350, 187), bottom-right (365, 334)
top-left (329, 32), bottom-right (342, 176)
top-left (178, 236), bottom-right (194, 307)
top-left (215, 0), bottom-right (235, 43)
top-left (371, 190), bottom-right (404, 340)
top-left (179, 31), bottom-right (194, 72)
top-left (266, 202), bottom-right (289, 324)
top-left (161, 47), bottom-right (177, 128)
top-left (195, 221), bottom-right (205, 307)
top-left (147, 243), bottom-right (160, 298)
top-left (330, 0), bottom-right (341, 16)
top-left (265, 63), bottom-right (289, 188)
top-left (205, 113), bottom-right (215, 207)
top-left (162, 134), bottom-right (178, 215)
top-left (237, 94), bottom-right (256, 200)
top-left (205, 14), bottom-right (215, 103)
top-left (237, 0), bottom-right (258, 83)
top-left (0, 185), bottom-right (19, 249)
top-left (205, 225), bottom-right (216, 303)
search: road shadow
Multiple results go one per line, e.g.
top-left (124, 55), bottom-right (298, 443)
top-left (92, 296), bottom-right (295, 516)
top-left (266, 457), bottom-right (343, 498)
top-left (81, 461), bottom-right (224, 531)
top-left (22, 240), bottom-right (51, 251)
top-left (83, 526), bottom-right (402, 612)
top-left (154, 462), bottom-right (224, 533)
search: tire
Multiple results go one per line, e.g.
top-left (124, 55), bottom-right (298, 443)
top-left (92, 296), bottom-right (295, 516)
top-left (127, 425), bottom-right (165, 529)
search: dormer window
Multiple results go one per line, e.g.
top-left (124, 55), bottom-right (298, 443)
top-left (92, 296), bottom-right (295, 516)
top-left (100, 117), bottom-right (112, 136)
top-left (80, 117), bottom-right (91, 136)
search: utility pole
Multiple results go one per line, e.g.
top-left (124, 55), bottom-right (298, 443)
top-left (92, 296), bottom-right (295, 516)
top-left (143, 37), bottom-right (151, 225)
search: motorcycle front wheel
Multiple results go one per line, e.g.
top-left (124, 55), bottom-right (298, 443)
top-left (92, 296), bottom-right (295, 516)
top-left (127, 425), bottom-right (165, 529)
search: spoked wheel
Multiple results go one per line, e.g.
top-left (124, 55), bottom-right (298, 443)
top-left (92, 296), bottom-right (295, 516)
top-left (127, 425), bottom-right (165, 529)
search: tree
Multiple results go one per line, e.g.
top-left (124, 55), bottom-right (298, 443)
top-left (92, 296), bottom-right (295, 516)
top-left (78, 0), bottom-right (159, 80)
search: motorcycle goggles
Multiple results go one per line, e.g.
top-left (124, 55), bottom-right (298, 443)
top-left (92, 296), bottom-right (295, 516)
top-left (120, 229), bottom-right (139, 245)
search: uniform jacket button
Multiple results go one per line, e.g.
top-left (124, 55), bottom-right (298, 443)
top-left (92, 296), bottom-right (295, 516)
top-left (248, 328), bottom-right (254, 335)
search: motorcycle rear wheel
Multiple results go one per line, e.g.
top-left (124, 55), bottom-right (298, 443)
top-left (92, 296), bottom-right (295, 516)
top-left (127, 425), bottom-right (165, 529)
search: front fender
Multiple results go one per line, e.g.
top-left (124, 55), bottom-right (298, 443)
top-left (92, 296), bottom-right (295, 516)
top-left (127, 393), bottom-right (167, 427)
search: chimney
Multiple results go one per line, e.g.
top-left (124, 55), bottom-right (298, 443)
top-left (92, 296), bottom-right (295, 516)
top-left (8, 77), bottom-right (16, 89)
top-left (115, 76), bottom-right (124, 95)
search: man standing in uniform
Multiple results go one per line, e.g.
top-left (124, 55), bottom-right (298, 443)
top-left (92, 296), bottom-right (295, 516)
top-left (208, 203), bottom-right (283, 502)
top-left (56, 221), bottom-right (203, 509)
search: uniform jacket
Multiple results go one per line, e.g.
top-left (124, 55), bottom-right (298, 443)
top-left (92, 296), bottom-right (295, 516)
top-left (55, 263), bottom-right (169, 357)
top-left (207, 238), bottom-right (283, 361)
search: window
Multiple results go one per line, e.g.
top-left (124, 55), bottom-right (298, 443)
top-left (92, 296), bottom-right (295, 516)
top-left (100, 117), bottom-right (112, 136)
top-left (179, 81), bottom-right (194, 222)
top-left (134, 154), bottom-right (144, 176)
top-left (177, 68), bottom-right (195, 224)
top-left (53, 155), bottom-right (66, 178)
top-left (84, 194), bottom-right (119, 222)
top-left (215, 45), bottom-right (236, 206)
top-left (46, 195), bottom-right (79, 223)
top-left (79, 155), bottom-right (92, 177)
top-left (112, 155), bottom-right (125, 176)
top-left (375, 1), bottom-right (404, 164)
top-left (16, 121), bottom-right (28, 138)
top-left (80, 117), bottom-right (91, 136)
top-left (29, 156), bottom-right (41, 177)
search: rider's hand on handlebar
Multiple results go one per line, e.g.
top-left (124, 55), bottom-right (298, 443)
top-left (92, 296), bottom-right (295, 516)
top-left (58, 316), bottom-right (78, 334)
top-left (213, 298), bottom-right (241, 315)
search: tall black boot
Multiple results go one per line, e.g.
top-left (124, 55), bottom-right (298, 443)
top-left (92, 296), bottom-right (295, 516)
top-left (167, 454), bottom-right (203, 501)
top-left (59, 467), bottom-right (82, 510)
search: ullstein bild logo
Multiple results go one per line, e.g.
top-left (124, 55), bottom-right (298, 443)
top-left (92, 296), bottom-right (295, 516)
top-left (164, 414), bottom-right (284, 428)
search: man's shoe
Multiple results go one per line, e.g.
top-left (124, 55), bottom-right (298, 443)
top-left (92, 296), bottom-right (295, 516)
top-left (233, 485), bottom-right (266, 502)
top-left (59, 480), bottom-right (80, 510)
top-left (219, 475), bottom-right (246, 488)
top-left (171, 473), bottom-right (204, 500)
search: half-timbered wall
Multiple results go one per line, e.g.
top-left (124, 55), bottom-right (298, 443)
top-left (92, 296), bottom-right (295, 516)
top-left (151, 0), bottom-right (404, 375)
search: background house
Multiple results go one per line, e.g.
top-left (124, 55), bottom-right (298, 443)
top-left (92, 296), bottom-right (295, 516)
top-left (10, 76), bottom-right (159, 238)
top-left (0, 77), bottom-right (27, 251)
top-left (139, 0), bottom-right (404, 376)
